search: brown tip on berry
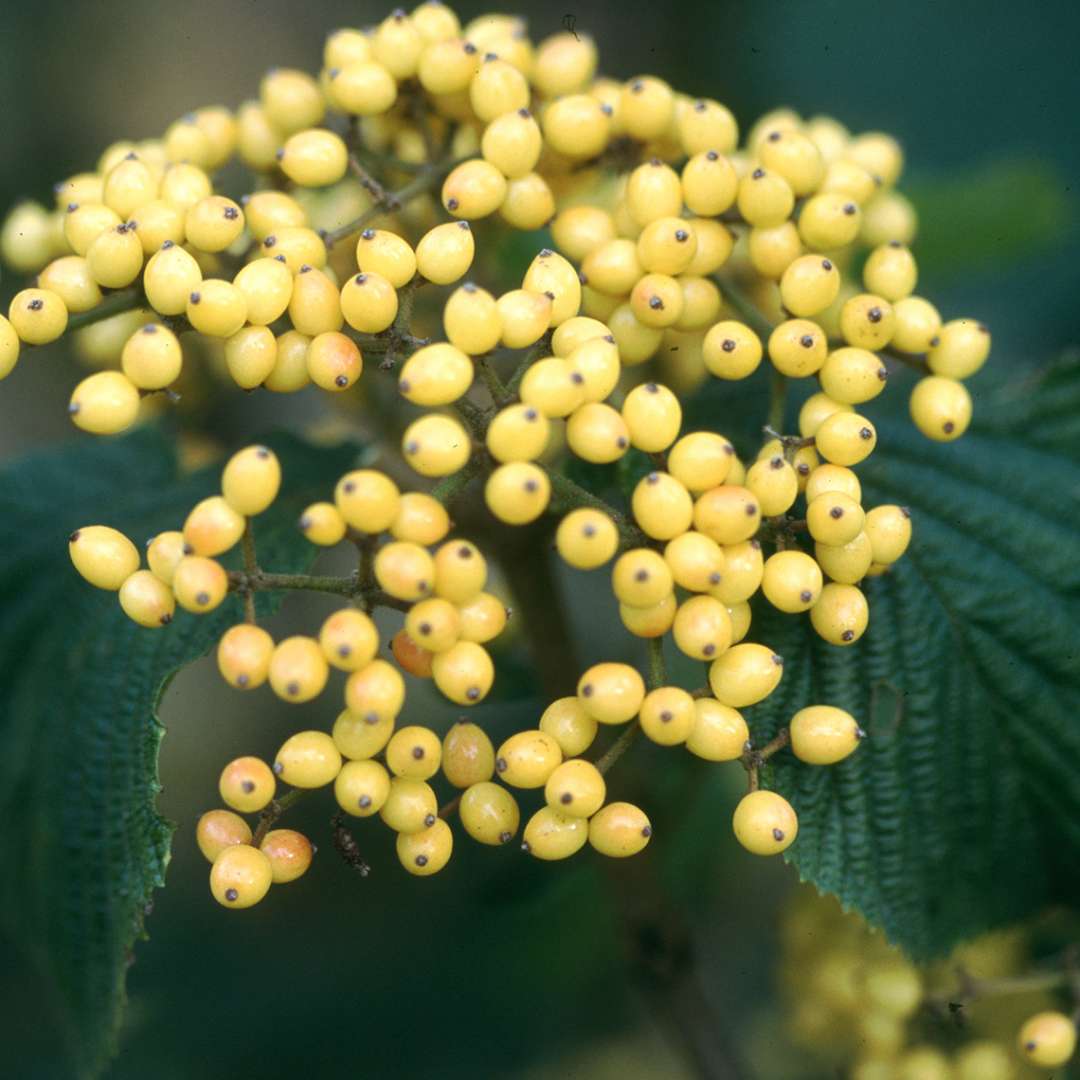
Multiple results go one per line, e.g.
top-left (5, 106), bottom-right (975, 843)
top-left (495, 756), bottom-right (507, 772)
top-left (772, 828), bottom-right (785, 842)
top-left (69, 530), bottom-right (81, 543)
top-left (225, 888), bottom-right (238, 901)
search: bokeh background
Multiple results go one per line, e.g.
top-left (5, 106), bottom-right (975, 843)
top-left (0, 1), bottom-right (1077, 1077)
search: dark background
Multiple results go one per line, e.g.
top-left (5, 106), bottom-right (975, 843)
top-left (0, 1), bottom-right (1077, 1077)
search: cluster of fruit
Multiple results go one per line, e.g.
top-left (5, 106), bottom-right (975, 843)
top-left (778, 888), bottom-right (1078, 1078)
top-left (9, 2), bottom-right (992, 905)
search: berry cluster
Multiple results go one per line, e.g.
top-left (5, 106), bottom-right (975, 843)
top-left (8, 4), bottom-right (992, 905)
top-left (779, 888), bottom-right (1079, 1079)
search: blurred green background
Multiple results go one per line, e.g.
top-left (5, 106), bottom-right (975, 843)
top-left (0, 1), bottom-right (1077, 1077)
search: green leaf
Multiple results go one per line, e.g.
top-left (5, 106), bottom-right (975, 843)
top-left (746, 355), bottom-right (1080, 958)
top-left (0, 426), bottom-right (359, 1078)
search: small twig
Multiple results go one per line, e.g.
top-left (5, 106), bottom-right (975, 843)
top-left (881, 345), bottom-right (931, 375)
top-left (546, 469), bottom-right (644, 547)
top-left (348, 154), bottom-right (400, 209)
top-left (740, 728), bottom-right (790, 792)
top-left (65, 286), bottom-right (145, 332)
top-left (430, 456), bottom-right (483, 506)
top-left (240, 520), bottom-right (258, 624)
top-left (438, 793), bottom-right (462, 820)
top-left (475, 354), bottom-right (510, 407)
top-left (251, 787), bottom-right (310, 848)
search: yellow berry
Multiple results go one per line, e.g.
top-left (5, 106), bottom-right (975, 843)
top-left (118, 569), bottom-right (175, 628)
top-left (340, 270), bottom-right (398, 334)
top-left (864, 505), bottom-right (912, 564)
top-left (711, 539), bottom-right (763, 605)
top-left (210, 844), bottom-right (272, 908)
top-left (402, 413), bottom-right (471, 477)
top-left (279, 128), bottom-right (347, 187)
top-left (927, 318), bottom-right (990, 379)
top-left (909, 375), bottom-right (971, 442)
top-left (668, 432), bottom-right (735, 493)
top-left (441, 722), bottom-right (495, 788)
top-left (219, 755), bottom-right (275, 813)
top-left (566, 401), bottom-right (630, 464)
top-left (521, 248), bottom-right (581, 327)
top-left (555, 508), bottom-right (619, 570)
top-left (799, 392), bottom-right (852, 438)
top-left (385, 725), bottom-right (442, 781)
top-left (588, 802), bottom-right (652, 857)
top-left (391, 493), bottom-right (450, 546)
top-left (485, 403), bottom-right (550, 463)
top-left (733, 789), bottom-right (797, 855)
top-left (186, 278), bottom-right (247, 337)
top-left (196, 809), bottom-right (252, 863)
top-left (495, 729), bottom-right (563, 788)
top-left (183, 496), bottom-right (244, 558)
top-left (298, 501), bottom-right (346, 546)
top-left (810, 583), bottom-right (869, 645)
top-left (146, 530), bottom-right (186, 585)
top-left (612, 548), bottom-right (674, 608)
top-left (815, 532), bottom-right (874, 584)
top-left (686, 698), bottom-right (748, 761)
top-left (631, 471), bottom-right (693, 541)
top-left (693, 485), bottom-right (761, 545)
top-left (69, 525), bottom-right (139, 590)
top-left (620, 593), bottom-right (677, 638)
top-left (544, 759), bottom-right (605, 818)
top-left (577, 662), bottom-right (645, 725)
top-left (768, 318), bottom-right (828, 377)
top-left (345, 658), bottom-right (406, 725)
top-left (460, 781), bottom-right (520, 845)
top-left (318, 608), bottom-right (378, 672)
top-left (672, 594), bottom-right (733, 661)
top-left (268, 636), bottom-right (329, 703)
top-left (780, 255), bottom-right (840, 317)
top-left (797, 190), bottom-right (861, 249)
top-left (746, 454), bottom-right (799, 517)
top-left (814, 411), bottom-right (877, 466)
top-left (540, 697), bottom-right (598, 757)
top-left (621, 76), bottom-right (675, 141)
top-left (397, 818), bottom-right (453, 876)
top-left (1018, 1011), bottom-right (1077, 1068)
top-left (285, 270), bottom-right (343, 340)
top-left (9, 287), bottom-right (68, 345)
top-left (221, 445), bottom-right (280, 517)
top-left (217, 623), bottom-right (274, 689)
top-left (172, 555), bottom-right (228, 612)
top-left (0, 314), bottom-right (19, 379)
top-left (380, 776), bottom-right (438, 833)
top-left (415, 220), bottom-right (474, 284)
top-left (274, 730), bottom-right (341, 788)
top-left (621, 381), bottom-right (682, 452)
top-left (496, 288), bottom-right (552, 348)
top-left (664, 531), bottom-right (725, 592)
top-left (790, 705), bottom-right (863, 764)
top-left (432, 640), bottom-right (494, 705)
top-left (433, 539), bottom-right (487, 603)
top-left (522, 806), bottom-right (588, 860)
top-left (709, 643), bottom-right (784, 707)
top-left (335, 469), bottom-right (400, 532)
top-left (332, 707), bottom-right (393, 762)
top-left (260, 828), bottom-right (314, 883)
top-left (232, 257), bottom-right (293, 326)
top-left (638, 686), bottom-right (694, 745)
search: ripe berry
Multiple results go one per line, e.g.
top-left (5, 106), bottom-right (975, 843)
top-left (810, 583), bottom-right (869, 646)
top-left (709, 643), bottom-right (784, 707)
top-left (565, 402), bottom-right (629, 464)
top-left (259, 828), bottom-right (314, 884)
top-left (522, 248), bottom-right (581, 327)
top-left (814, 411), bottom-right (877, 466)
top-left (805, 463), bottom-right (862, 504)
top-left (664, 531), bottom-right (725, 592)
top-left (119, 569), bottom-right (175, 627)
top-left (196, 809), bottom-right (252, 863)
top-left (496, 288), bottom-right (552, 348)
top-left (217, 624), bottom-right (274, 690)
top-left (341, 270), bottom-right (398, 334)
top-left (953, 1041), bottom-right (1015, 1080)
top-left (780, 255), bottom-right (840, 318)
top-left (909, 375), bottom-right (971, 442)
top-left (612, 548), bottom-right (674, 608)
top-left (621, 382), bottom-right (682, 453)
top-left (278, 128), bottom-right (347, 187)
top-left (185, 195), bottom-right (244, 253)
top-left (345, 658), bottom-right (406, 725)
top-left (334, 759), bottom-right (392, 817)
top-left (433, 539), bottom-right (487, 603)
top-left (522, 806), bottom-right (588, 860)
top-left (305, 331), bottom-right (363, 392)
top-left (39, 255), bottom-right (103, 313)
top-left (486, 403), bottom-right (551, 464)
top-left (86, 224), bottom-right (144, 289)
top-left (798, 392), bottom-right (852, 438)
top-left (790, 705), bottom-right (864, 764)
top-left (485, 462), bottom-right (551, 524)
top-left (221, 445), bottom-right (281, 517)
top-left (815, 532), bottom-right (874, 584)
top-left (68, 371), bottom-right (141, 435)
top-left (299, 501), bottom-right (347, 546)
top-left (457, 591), bottom-right (508, 644)
top-left (397, 818), bottom-right (453, 876)
top-left (566, 336), bottom-right (621, 402)
top-left (630, 272), bottom-right (684, 330)
top-left (379, 776), bottom-right (439, 833)
top-left (268, 636), bottom-right (329, 703)
top-left (355, 228), bottom-right (417, 289)
top-left (172, 555), bottom-right (228, 613)
top-left (373, 541), bottom-right (435, 602)
top-left (891, 296), bottom-right (941, 354)
top-left (0, 314), bottom-right (19, 379)
top-left (289, 267), bottom-right (344, 336)
top-left (672, 595), bottom-right (733, 661)
top-left (632, 472), bottom-right (694, 541)
top-left (494, 729), bottom-right (563, 788)
top-left (438, 721), bottom-right (493, 788)
top-left (539, 696), bottom-right (598, 757)
top-left (460, 781), bottom-right (520, 845)
top-left (686, 698), bottom-right (749, 761)
top-left (693, 485), bottom-right (761, 545)
top-left (210, 844), bottom-right (273, 909)
top-left (732, 789), bottom-right (797, 855)
top-left (317, 608), bottom-right (378, 672)
top-left (331, 707), bottom-right (393, 762)
top-left (334, 469), bottom-right (400, 533)
top-left (390, 629), bottom-right (433, 679)
top-left (186, 279), bottom-right (247, 338)
top-left (274, 730), bottom-right (342, 788)
top-left (588, 802), bottom-right (652, 857)
top-left (184, 496), bottom-right (245, 557)
top-left (927, 318), bottom-right (990, 379)
top-left (807, 492), bottom-right (865, 546)
top-left (864, 505), bottom-right (912, 564)
top-left (668, 433), bottom-right (735, 493)
top-left (385, 725), bottom-right (442, 781)
top-left (224, 326), bottom-right (278, 390)
top-left (747, 221), bottom-right (802, 280)
top-left (819, 346), bottom-right (888, 405)
top-left (582, 237), bottom-right (644, 296)
top-left (840, 293), bottom-right (895, 351)
top-left (143, 244), bottom-right (202, 315)
top-left (431, 640), bottom-right (494, 705)
top-left (554, 508), bottom-right (618, 570)
top-left (391, 493), bottom-right (451, 546)
top-left (576, 662), bottom-right (645, 725)
top-left (69, 525), bottom-right (140, 590)
top-left (415, 221), bottom-right (475, 284)
top-left (768, 318), bottom-right (828, 378)
top-left (544, 759), bottom-right (606, 818)
top-left (607, 303), bottom-right (663, 365)
top-left (620, 594), bottom-right (677, 638)
top-left (399, 342), bottom-right (473, 407)
top-left (219, 756), bottom-right (275, 813)
top-left (402, 414), bottom-right (472, 477)
top-left (863, 243), bottom-right (917, 303)
top-left (551, 206), bottom-right (616, 262)
top-left (639, 686), bottom-right (696, 745)
top-left (120, 324), bottom-right (182, 391)
top-left (710, 539), bottom-right (763, 605)
top-left (1017, 1011), bottom-right (1076, 1068)
top-left (746, 454), bottom-right (798, 517)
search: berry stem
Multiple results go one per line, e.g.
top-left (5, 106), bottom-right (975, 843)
top-left (594, 721), bottom-right (640, 776)
top-left (65, 286), bottom-right (144, 332)
top-left (767, 368), bottom-right (788, 434)
top-left (251, 787), bottom-right (309, 848)
top-left (226, 569), bottom-right (410, 612)
top-left (376, 275), bottom-right (423, 371)
top-left (926, 961), bottom-right (1077, 1020)
top-left (646, 634), bottom-right (667, 690)
top-left (430, 457), bottom-right (484, 506)
top-left (475, 354), bottom-right (510, 407)
top-left (324, 154), bottom-right (467, 248)
top-left (881, 345), bottom-right (931, 375)
top-left (330, 812), bottom-right (371, 876)
top-left (740, 727), bottom-right (790, 792)
top-left (240, 520), bottom-right (258, 625)
top-left (715, 273), bottom-right (775, 340)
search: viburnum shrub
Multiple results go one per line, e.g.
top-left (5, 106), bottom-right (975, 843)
top-left (2, 5), bottom-right (1078, 1077)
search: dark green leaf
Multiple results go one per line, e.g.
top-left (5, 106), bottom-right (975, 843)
top-left (0, 426), bottom-right (359, 1077)
top-left (745, 355), bottom-right (1080, 958)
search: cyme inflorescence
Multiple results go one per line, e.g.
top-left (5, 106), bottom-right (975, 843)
top-left (4, 4), bottom-right (994, 909)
